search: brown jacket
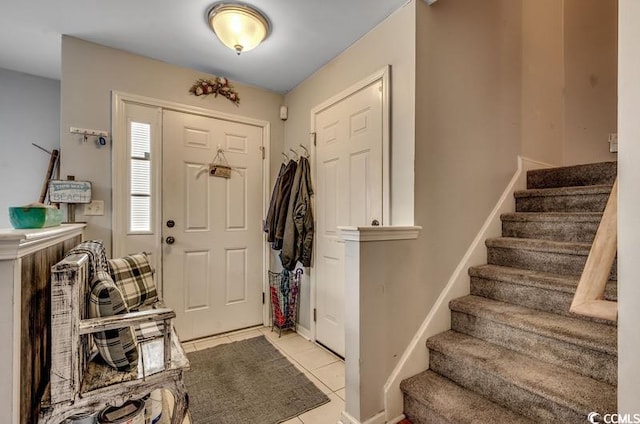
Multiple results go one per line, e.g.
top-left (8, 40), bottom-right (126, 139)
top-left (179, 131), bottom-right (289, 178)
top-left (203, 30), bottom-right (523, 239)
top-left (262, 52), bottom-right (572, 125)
top-left (280, 156), bottom-right (314, 270)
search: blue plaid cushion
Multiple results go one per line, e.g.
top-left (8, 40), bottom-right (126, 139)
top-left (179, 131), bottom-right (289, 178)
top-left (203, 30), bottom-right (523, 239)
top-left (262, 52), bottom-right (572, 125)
top-left (88, 271), bottom-right (138, 371)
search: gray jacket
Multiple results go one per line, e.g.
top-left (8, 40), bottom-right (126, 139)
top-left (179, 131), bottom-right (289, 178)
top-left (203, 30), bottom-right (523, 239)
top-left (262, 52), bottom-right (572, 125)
top-left (280, 156), bottom-right (314, 270)
top-left (264, 162), bottom-right (285, 242)
top-left (271, 160), bottom-right (297, 250)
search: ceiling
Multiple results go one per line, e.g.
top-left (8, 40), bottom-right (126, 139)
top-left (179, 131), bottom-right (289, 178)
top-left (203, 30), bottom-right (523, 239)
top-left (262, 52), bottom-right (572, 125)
top-left (0, 0), bottom-right (409, 93)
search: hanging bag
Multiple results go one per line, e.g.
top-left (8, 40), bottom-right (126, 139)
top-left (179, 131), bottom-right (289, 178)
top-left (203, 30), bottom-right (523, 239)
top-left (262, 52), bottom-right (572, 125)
top-left (209, 149), bottom-right (232, 179)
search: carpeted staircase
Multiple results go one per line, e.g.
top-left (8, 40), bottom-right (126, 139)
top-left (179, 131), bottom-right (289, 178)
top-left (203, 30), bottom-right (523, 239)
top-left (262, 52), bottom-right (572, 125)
top-left (401, 162), bottom-right (618, 423)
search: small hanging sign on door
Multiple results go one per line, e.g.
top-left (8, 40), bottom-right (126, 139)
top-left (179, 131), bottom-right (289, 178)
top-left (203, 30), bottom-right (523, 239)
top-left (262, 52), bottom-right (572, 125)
top-left (209, 149), bottom-right (232, 179)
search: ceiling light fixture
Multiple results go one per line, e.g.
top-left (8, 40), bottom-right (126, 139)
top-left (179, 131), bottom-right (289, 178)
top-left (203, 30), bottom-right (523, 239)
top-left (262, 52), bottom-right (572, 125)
top-left (208, 2), bottom-right (271, 55)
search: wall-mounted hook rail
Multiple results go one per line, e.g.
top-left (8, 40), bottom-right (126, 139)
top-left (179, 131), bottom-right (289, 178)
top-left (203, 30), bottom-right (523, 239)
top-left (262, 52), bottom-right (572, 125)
top-left (70, 127), bottom-right (109, 145)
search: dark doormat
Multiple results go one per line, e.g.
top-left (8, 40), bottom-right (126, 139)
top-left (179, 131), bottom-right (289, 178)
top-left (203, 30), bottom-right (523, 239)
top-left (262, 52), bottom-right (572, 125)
top-left (185, 335), bottom-right (330, 423)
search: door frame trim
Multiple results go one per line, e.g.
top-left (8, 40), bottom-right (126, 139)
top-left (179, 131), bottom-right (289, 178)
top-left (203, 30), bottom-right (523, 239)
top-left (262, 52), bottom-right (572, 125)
top-left (112, 91), bottom-right (272, 327)
top-left (308, 65), bottom-right (391, 343)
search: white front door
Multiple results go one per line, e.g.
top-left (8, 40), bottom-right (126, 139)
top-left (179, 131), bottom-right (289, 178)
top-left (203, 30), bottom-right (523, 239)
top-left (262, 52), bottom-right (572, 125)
top-left (314, 79), bottom-right (384, 356)
top-left (162, 110), bottom-right (264, 341)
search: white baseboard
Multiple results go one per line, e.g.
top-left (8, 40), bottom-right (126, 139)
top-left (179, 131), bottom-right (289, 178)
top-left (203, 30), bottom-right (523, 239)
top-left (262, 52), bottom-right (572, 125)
top-left (339, 410), bottom-right (387, 424)
top-left (386, 414), bottom-right (407, 424)
top-left (521, 156), bottom-right (556, 170)
top-left (382, 155), bottom-right (545, 421)
top-left (296, 324), bottom-right (312, 341)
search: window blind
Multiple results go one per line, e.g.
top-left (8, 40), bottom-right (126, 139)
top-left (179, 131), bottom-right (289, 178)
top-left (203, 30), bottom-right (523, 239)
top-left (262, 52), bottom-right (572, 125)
top-left (130, 122), bottom-right (151, 232)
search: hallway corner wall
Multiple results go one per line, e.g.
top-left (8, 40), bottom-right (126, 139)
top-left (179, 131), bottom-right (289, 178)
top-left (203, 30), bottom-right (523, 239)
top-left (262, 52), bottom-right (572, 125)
top-left (413, 0), bottom-right (523, 365)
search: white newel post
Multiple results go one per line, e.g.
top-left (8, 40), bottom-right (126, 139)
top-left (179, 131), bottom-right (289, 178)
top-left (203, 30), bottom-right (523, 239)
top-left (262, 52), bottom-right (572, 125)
top-left (338, 226), bottom-right (421, 424)
top-left (0, 224), bottom-right (85, 423)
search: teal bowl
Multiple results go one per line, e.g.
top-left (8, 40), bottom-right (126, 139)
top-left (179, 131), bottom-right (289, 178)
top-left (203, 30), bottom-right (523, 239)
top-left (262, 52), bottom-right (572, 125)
top-left (9, 206), bottom-right (63, 229)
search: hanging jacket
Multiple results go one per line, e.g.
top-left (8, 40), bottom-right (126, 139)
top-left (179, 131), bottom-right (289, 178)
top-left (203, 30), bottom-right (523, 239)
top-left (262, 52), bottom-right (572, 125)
top-left (280, 156), bottom-right (314, 270)
top-left (272, 160), bottom-right (297, 250)
top-left (264, 162), bottom-right (285, 242)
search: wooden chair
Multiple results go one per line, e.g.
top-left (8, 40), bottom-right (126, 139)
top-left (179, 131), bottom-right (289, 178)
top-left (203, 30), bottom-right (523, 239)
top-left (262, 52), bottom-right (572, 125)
top-left (39, 244), bottom-right (190, 424)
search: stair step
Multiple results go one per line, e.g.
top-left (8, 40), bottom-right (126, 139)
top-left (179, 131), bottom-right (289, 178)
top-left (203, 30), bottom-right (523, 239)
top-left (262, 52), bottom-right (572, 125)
top-left (526, 161), bottom-right (617, 189)
top-left (469, 264), bottom-right (617, 323)
top-left (427, 331), bottom-right (617, 422)
top-left (515, 185), bottom-right (612, 212)
top-left (449, 295), bottom-right (617, 384)
top-left (501, 212), bottom-right (601, 242)
top-left (485, 237), bottom-right (617, 280)
top-left (401, 371), bottom-right (534, 424)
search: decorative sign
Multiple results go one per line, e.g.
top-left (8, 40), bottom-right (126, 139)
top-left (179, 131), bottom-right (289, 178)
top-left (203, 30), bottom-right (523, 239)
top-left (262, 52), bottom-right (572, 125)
top-left (49, 180), bottom-right (92, 204)
top-left (209, 164), bottom-right (232, 178)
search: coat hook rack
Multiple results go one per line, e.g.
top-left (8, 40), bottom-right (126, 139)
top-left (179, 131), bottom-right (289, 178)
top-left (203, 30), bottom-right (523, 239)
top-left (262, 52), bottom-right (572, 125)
top-left (299, 144), bottom-right (310, 157)
top-left (282, 152), bottom-right (290, 161)
top-left (289, 148), bottom-right (299, 160)
top-left (70, 127), bottom-right (109, 146)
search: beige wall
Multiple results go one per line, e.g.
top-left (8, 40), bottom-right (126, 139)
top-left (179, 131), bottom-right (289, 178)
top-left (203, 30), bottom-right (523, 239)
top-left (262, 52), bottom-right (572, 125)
top-left (344, 236), bottom-right (423, 421)
top-left (618, 0), bottom-right (640, 413)
top-left (358, 238), bottom-right (422, 418)
top-left (521, 0), bottom-right (564, 165)
top-left (284, 2), bottom-right (416, 226)
top-left (564, 0), bottom-right (618, 165)
top-left (283, 2), bottom-right (416, 332)
top-left (413, 0), bottom-right (522, 344)
top-left (521, 0), bottom-right (618, 166)
top-left (60, 37), bottom-right (284, 254)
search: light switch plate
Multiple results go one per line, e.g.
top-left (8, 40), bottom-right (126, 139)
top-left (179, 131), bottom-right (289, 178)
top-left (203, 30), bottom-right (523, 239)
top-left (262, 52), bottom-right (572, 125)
top-left (608, 133), bottom-right (618, 153)
top-left (84, 200), bottom-right (105, 216)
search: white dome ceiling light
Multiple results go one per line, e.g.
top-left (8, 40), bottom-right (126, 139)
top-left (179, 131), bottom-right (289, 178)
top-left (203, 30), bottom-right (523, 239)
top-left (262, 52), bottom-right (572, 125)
top-left (208, 3), bottom-right (271, 55)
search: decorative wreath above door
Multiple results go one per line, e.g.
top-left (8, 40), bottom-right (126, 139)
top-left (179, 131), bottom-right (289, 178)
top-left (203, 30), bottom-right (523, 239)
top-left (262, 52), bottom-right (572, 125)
top-left (189, 76), bottom-right (240, 106)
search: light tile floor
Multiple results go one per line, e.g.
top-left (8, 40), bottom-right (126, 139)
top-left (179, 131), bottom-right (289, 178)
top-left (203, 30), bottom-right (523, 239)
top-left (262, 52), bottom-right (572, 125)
top-left (178, 325), bottom-right (345, 424)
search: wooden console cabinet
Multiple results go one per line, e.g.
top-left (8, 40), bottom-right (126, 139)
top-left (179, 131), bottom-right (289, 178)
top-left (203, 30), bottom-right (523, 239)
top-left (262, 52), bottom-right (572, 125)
top-left (0, 224), bottom-right (85, 424)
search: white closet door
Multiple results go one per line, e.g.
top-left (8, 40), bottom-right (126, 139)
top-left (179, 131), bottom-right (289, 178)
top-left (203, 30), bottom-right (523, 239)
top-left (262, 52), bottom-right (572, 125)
top-left (314, 80), bottom-right (384, 356)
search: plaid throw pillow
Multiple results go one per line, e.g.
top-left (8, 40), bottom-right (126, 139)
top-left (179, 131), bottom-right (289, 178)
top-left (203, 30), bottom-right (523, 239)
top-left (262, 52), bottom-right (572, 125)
top-left (108, 253), bottom-right (158, 310)
top-left (88, 271), bottom-right (139, 371)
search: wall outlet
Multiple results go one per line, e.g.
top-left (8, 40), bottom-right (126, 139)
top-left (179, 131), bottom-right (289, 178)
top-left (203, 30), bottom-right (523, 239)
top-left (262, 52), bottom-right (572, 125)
top-left (608, 133), bottom-right (618, 153)
top-left (84, 200), bottom-right (105, 216)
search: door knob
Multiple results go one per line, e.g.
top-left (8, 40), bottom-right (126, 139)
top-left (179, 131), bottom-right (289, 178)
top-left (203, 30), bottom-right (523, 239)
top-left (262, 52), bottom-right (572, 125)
top-left (166, 220), bottom-right (175, 228)
top-left (371, 219), bottom-right (380, 226)
top-left (165, 236), bottom-right (175, 245)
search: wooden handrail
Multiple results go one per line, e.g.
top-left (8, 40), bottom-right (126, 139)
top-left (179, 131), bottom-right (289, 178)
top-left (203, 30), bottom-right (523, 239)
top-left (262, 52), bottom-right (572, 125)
top-left (570, 177), bottom-right (618, 321)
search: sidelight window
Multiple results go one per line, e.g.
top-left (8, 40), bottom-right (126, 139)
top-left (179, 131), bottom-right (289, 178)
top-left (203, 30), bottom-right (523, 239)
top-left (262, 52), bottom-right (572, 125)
top-left (129, 121), bottom-right (152, 233)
